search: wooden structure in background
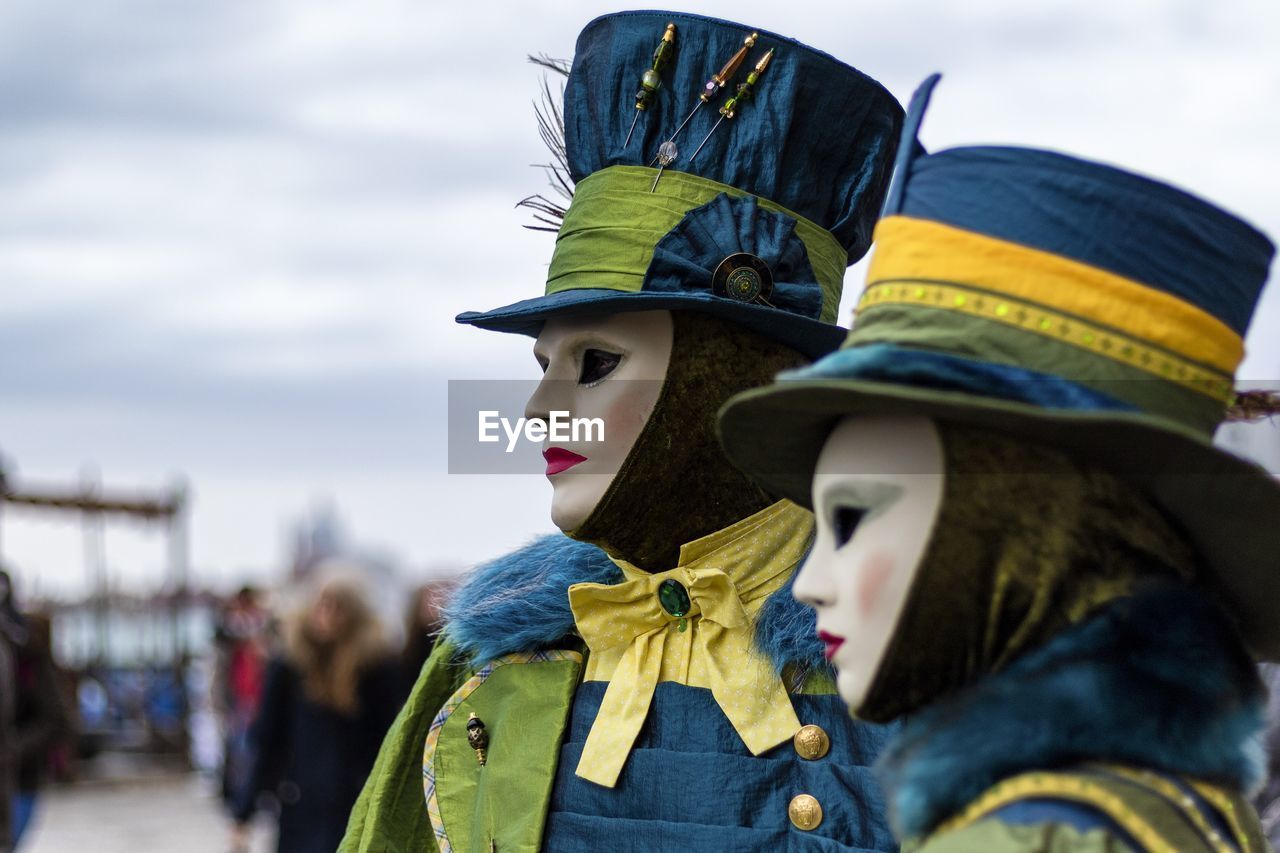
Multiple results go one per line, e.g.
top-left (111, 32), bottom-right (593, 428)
top-left (0, 462), bottom-right (191, 759)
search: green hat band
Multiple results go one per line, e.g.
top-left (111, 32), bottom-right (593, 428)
top-left (546, 166), bottom-right (847, 325)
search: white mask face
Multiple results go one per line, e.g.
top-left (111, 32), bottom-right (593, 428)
top-left (793, 415), bottom-right (945, 713)
top-left (524, 310), bottom-right (674, 532)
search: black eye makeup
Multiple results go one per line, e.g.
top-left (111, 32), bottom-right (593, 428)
top-left (579, 348), bottom-right (622, 386)
top-left (832, 505), bottom-right (866, 549)
top-left (819, 480), bottom-right (905, 550)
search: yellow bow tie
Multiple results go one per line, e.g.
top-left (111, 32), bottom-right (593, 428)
top-left (567, 563), bottom-right (801, 788)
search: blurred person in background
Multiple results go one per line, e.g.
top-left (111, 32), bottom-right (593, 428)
top-left (399, 581), bottom-right (451, 692)
top-left (9, 612), bottom-right (72, 850)
top-left (44, 662), bottom-right (76, 785)
top-left (213, 586), bottom-right (270, 807)
top-left (0, 572), bottom-right (71, 851)
top-left (230, 573), bottom-right (402, 853)
top-left (1, 568), bottom-right (22, 853)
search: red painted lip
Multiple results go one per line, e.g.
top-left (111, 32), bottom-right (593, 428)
top-left (818, 630), bottom-right (845, 662)
top-left (543, 447), bottom-right (588, 476)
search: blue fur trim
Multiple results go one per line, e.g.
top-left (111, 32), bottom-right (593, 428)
top-left (753, 568), bottom-right (831, 677)
top-left (879, 583), bottom-right (1267, 839)
top-left (443, 534), bottom-right (830, 675)
top-left (442, 535), bottom-right (622, 664)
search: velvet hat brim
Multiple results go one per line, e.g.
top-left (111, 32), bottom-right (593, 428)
top-left (719, 375), bottom-right (1280, 661)
top-left (456, 288), bottom-right (846, 360)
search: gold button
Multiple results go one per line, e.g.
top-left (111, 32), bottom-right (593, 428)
top-left (793, 724), bottom-right (830, 760)
top-left (788, 794), bottom-right (823, 831)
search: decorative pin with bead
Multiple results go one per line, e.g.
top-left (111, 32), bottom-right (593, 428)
top-left (624, 22), bottom-right (677, 149)
top-left (689, 47), bottom-right (775, 163)
top-left (650, 140), bottom-right (679, 192)
top-left (658, 31), bottom-right (758, 159)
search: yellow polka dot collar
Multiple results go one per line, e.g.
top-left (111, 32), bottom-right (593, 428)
top-left (567, 499), bottom-right (814, 787)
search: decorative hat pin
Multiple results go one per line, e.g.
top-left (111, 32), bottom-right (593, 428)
top-left (652, 30), bottom-right (759, 162)
top-left (650, 142), bottom-right (678, 192)
top-left (689, 47), bottom-right (776, 163)
top-left (623, 22), bottom-right (677, 149)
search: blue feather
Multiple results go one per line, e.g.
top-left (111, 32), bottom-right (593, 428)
top-left (879, 583), bottom-right (1267, 838)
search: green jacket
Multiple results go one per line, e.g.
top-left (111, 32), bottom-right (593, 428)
top-left (341, 639), bottom-right (579, 852)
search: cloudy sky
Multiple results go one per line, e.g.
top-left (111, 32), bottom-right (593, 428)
top-left (2, 0), bottom-right (1278, 598)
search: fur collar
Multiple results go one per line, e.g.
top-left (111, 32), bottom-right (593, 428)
top-left (879, 583), bottom-right (1267, 839)
top-left (441, 533), bottom-right (828, 676)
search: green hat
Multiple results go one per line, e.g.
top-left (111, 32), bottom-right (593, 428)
top-left (455, 10), bottom-right (903, 358)
top-left (719, 75), bottom-right (1280, 659)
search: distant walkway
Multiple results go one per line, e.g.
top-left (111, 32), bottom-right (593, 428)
top-left (24, 773), bottom-right (274, 853)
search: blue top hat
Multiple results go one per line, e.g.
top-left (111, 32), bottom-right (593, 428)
top-left (721, 75), bottom-right (1280, 658)
top-left (455, 10), bottom-right (903, 358)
